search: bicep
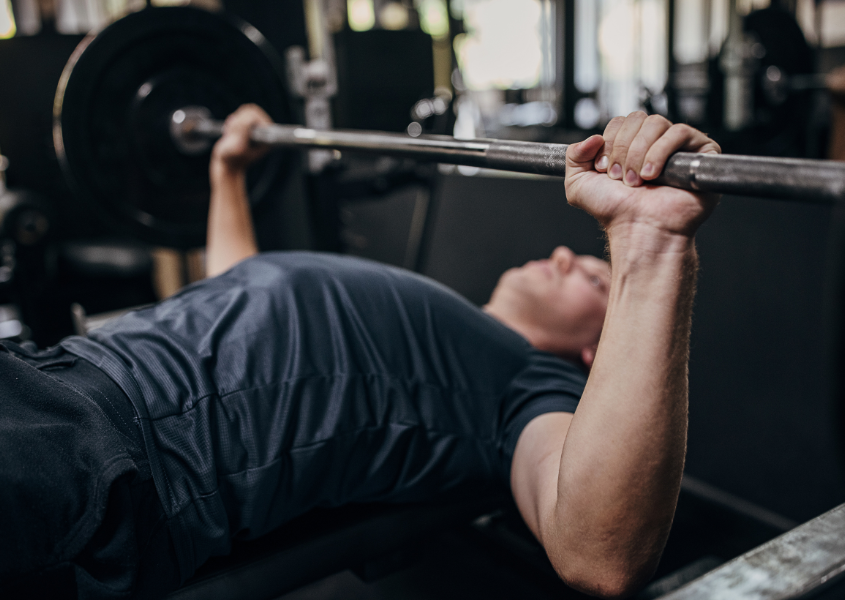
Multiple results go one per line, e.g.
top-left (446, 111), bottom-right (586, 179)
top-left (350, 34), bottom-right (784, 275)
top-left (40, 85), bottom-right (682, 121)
top-left (510, 411), bottom-right (574, 542)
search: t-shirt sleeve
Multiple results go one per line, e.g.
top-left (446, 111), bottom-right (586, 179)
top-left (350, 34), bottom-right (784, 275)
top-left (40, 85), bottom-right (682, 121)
top-left (497, 350), bottom-right (587, 483)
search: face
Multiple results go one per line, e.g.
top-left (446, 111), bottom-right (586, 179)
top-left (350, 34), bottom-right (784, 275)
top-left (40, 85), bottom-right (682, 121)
top-left (488, 246), bottom-right (610, 358)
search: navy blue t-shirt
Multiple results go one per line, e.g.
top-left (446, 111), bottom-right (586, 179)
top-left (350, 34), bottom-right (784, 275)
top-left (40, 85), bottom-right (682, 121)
top-left (63, 252), bottom-right (587, 581)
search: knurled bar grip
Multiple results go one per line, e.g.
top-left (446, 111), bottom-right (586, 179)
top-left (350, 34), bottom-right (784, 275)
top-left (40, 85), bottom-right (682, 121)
top-left (185, 114), bottom-right (845, 204)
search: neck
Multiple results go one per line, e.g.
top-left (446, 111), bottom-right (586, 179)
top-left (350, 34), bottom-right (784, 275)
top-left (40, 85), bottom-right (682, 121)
top-left (483, 303), bottom-right (550, 351)
top-left (482, 303), bottom-right (589, 369)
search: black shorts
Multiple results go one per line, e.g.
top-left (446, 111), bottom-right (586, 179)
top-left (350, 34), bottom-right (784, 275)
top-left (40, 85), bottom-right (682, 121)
top-left (2, 342), bottom-right (180, 599)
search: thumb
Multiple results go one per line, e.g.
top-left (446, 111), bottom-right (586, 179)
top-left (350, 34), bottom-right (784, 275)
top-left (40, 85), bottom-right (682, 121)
top-left (565, 134), bottom-right (604, 176)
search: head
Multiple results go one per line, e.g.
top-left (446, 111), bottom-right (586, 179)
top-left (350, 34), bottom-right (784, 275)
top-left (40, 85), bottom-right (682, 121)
top-left (484, 246), bottom-right (610, 368)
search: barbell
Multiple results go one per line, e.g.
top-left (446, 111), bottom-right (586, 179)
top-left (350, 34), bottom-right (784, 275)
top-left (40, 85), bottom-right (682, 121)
top-left (170, 107), bottom-right (845, 204)
top-left (53, 6), bottom-right (845, 249)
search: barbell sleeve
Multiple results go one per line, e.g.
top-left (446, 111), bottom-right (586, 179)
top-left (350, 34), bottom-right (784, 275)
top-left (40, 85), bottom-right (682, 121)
top-left (173, 108), bottom-right (845, 204)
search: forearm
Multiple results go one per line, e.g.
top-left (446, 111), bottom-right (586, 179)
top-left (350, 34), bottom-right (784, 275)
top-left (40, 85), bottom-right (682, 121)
top-left (206, 163), bottom-right (258, 277)
top-left (550, 226), bottom-right (697, 593)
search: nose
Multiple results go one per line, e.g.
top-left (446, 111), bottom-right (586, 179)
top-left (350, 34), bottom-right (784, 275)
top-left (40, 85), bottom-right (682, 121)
top-left (551, 246), bottom-right (574, 273)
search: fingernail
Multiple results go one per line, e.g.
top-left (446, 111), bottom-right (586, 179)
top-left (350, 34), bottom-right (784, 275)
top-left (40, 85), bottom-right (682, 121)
top-left (624, 170), bottom-right (641, 186)
top-left (609, 163), bottom-right (622, 179)
top-left (596, 155), bottom-right (608, 170)
top-left (641, 163), bottom-right (654, 177)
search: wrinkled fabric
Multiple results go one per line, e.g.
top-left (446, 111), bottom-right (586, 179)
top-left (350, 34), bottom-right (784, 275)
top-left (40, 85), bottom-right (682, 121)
top-left (63, 252), bottom-right (586, 583)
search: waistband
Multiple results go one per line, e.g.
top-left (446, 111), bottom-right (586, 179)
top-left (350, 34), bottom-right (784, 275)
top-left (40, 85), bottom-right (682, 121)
top-left (0, 341), bottom-right (144, 458)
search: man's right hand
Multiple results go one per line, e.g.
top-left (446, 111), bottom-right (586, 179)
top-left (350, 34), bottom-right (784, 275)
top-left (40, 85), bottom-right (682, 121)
top-left (565, 112), bottom-right (721, 245)
top-left (210, 104), bottom-right (273, 178)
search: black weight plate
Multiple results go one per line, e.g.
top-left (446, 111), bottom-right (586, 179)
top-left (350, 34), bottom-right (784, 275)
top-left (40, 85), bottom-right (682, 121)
top-left (54, 6), bottom-right (293, 248)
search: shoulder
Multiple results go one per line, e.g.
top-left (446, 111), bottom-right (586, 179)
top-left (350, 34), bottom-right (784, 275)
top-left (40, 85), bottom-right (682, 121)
top-left (247, 251), bottom-right (498, 330)
top-left (510, 410), bottom-right (574, 540)
top-left (513, 350), bottom-right (587, 389)
top-left (505, 355), bottom-right (587, 540)
top-left (239, 251), bottom-right (455, 294)
top-left (503, 351), bottom-right (587, 418)
top-left (495, 351), bottom-right (585, 480)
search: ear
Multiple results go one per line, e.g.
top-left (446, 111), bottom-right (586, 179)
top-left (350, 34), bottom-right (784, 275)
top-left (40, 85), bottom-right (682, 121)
top-left (580, 344), bottom-right (598, 369)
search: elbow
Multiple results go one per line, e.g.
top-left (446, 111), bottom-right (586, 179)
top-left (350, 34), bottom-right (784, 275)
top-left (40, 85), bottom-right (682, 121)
top-left (552, 555), bottom-right (658, 599)
top-left (560, 573), bottom-right (641, 599)
top-left (541, 518), bottom-right (668, 598)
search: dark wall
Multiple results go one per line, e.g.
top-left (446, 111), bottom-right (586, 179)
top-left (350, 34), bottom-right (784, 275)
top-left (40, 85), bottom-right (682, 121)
top-left (0, 35), bottom-right (88, 230)
top-left (222, 0), bottom-right (308, 61)
top-left (333, 29), bottom-right (434, 133)
top-left (423, 173), bottom-right (605, 305)
top-left (688, 196), bottom-right (845, 522)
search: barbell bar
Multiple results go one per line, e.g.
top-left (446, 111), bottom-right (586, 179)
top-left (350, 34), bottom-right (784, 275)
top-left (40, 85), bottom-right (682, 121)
top-left (171, 106), bottom-right (845, 205)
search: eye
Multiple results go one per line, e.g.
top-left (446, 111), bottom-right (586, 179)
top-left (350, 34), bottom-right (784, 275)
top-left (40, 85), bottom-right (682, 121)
top-left (589, 275), bottom-right (602, 288)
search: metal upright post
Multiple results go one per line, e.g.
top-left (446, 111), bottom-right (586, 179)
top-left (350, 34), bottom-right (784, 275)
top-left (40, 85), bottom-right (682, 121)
top-left (667, 0), bottom-right (677, 121)
top-left (562, 0), bottom-right (577, 129)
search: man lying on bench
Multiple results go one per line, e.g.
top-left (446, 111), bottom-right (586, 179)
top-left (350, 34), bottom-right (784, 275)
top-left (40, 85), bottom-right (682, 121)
top-left (0, 107), bottom-right (719, 599)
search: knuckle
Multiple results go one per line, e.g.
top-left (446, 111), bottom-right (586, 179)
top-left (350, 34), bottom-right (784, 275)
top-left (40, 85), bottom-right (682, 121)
top-left (627, 110), bottom-right (647, 119)
top-left (611, 137), bottom-right (631, 154)
top-left (604, 116), bottom-right (625, 134)
top-left (629, 132), bottom-right (649, 149)
top-left (625, 147), bottom-right (645, 167)
top-left (645, 114), bottom-right (670, 128)
top-left (623, 145), bottom-right (642, 162)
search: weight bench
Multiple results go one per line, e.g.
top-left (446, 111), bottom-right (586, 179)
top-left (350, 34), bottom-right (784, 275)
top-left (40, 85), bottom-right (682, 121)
top-left (658, 500), bottom-right (845, 599)
top-left (165, 496), bottom-right (504, 600)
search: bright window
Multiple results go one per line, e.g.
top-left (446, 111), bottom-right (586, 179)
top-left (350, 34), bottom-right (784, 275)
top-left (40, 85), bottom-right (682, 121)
top-left (454, 0), bottom-right (545, 90)
top-left (1, 0), bottom-right (16, 38)
top-left (582, 0), bottom-right (668, 121)
top-left (347, 0), bottom-right (375, 31)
